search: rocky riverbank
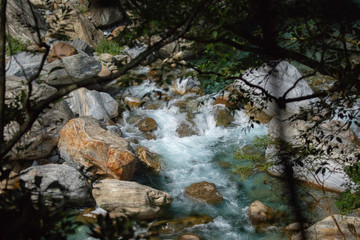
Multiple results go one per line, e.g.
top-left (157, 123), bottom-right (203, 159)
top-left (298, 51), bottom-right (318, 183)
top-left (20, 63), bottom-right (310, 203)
top-left (3, 0), bottom-right (360, 239)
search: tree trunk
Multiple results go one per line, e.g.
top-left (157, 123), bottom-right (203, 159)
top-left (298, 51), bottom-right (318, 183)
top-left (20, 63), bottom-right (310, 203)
top-left (0, 0), bottom-right (7, 145)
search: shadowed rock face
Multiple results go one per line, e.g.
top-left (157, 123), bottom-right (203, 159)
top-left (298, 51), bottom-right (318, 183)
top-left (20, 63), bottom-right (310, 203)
top-left (92, 179), bottom-right (173, 219)
top-left (20, 163), bottom-right (94, 206)
top-left (88, 0), bottom-right (124, 28)
top-left (58, 117), bottom-right (135, 180)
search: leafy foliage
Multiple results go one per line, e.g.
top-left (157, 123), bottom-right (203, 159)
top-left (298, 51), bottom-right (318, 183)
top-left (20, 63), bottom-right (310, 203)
top-left (95, 40), bottom-right (124, 56)
top-left (5, 35), bottom-right (28, 56)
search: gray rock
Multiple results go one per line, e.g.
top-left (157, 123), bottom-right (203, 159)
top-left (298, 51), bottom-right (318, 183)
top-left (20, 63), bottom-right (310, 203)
top-left (291, 215), bottom-right (360, 240)
top-left (67, 87), bottom-right (118, 123)
top-left (6, 52), bottom-right (46, 80)
top-left (266, 118), bottom-right (359, 192)
top-left (88, 0), bottom-right (124, 28)
top-left (92, 179), bottom-right (172, 219)
top-left (40, 54), bottom-right (101, 86)
top-left (6, 0), bottom-right (47, 43)
top-left (70, 38), bottom-right (94, 55)
top-left (20, 163), bottom-right (93, 206)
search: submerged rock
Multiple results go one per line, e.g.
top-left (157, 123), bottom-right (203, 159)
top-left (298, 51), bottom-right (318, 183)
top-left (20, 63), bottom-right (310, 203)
top-left (92, 179), bottom-right (172, 219)
top-left (213, 105), bottom-right (234, 126)
top-left (148, 215), bottom-right (213, 236)
top-left (20, 163), bottom-right (93, 206)
top-left (178, 234), bottom-right (202, 240)
top-left (291, 215), bottom-right (360, 240)
top-left (137, 117), bottom-right (158, 132)
top-left (67, 87), bottom-right (119, 123)
top-left (248, 200), bottom-right (275, 226)
top-left (184, 181), bottom-right (223, 204)
top-left (136, 147), bottom-right (161, 172)
top-left (58, 117), bottom-right (135, 180)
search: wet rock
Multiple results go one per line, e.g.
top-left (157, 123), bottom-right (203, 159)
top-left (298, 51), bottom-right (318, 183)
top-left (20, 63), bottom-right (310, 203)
top-left (284, 222), bottom-right (301, 232)
top-left (47, 42), bottom-right (78, 63)
top-left (248, 200), bottom-right (275, 225)
top-left (7, 0), bottom-right (47, 43)
top-left (92, 179), bottom-right (172, 219)
top-left (67, 87), bottom-right (118, 123)
top-left (148, 215), bottom-right (213, 236)
top-left (6, 52), bottom-right (45, 79)
top-left (136, 147), bottom-right (161, 172)
top-left (58, 117), bottom-right (135, 180)
top-left (291, 215), bottom-right (360, 240)
top-left (178, 234), bottom-right (202, 240)
top-left (20, 163), bottom-right (93, 206)
top-left (88, 0), bottom-right (124, 29)
top-left (124, 96), bottom-right (142, 108)
top-left (137, 118), bottom-right (158, 132)
top-left (171, 77), bottom-right (201, 95)
top-left (213, 94), bottom-right (241, 110)
top-left (184, 181), bottom-right (223, 204)
top-left (176, 122), bottom-right (198, 138)
top-left (40, 54), bottom-right (101, 87)
top-left (213, 105), bottom-right (234, 126)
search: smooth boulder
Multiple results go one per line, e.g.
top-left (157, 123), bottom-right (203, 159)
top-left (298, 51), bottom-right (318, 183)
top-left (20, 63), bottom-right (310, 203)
top-left (58, 117), bottom-right (135, 180)
top-left (20, 163), bottom-right (93, 206)
top-left (137, 117), bottom-right (158, 132)
top-left (92, 179), bottom-right (172, 219)
top-left (47, 42), bottom-right (78, 63)
top-left (184, 181), bottom-right (223, 204)
top-left (291, 215), bottom-right (360, 240)
top-left (248, 200), bottom-right (275, 225)
top-left (67, 87), bottom-right (119, 123)
top-left (40, 54), bottom-right (101, 86)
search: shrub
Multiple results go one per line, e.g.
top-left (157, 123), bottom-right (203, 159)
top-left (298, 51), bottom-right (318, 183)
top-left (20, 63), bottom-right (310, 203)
top-left (95, 40), bottom-right (124, 56)
top-left (6, 35), bottom-right (28, 56)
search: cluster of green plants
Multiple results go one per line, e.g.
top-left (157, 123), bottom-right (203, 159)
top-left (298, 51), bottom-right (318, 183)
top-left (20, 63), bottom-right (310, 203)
top-left (5, 34), bottom-right (28, 56)
top-left (233, 135), bottom-right (272, 179)
top-left (336, 162), bottom-right (360, 213)
top-left (95, 40), bottom-right (124, 56)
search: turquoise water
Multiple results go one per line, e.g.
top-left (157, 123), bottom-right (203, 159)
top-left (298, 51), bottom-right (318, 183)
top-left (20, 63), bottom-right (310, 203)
top-left (117, 80), bottom-right (303, 239)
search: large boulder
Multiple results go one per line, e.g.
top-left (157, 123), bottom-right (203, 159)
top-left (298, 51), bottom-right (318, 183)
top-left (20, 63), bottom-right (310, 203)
top-left (46, 3), bottom-right (104, 47)
top-left (67, 87), bottom-right (119, 123)
top-left (4, 76), bottom-right (73, 160)
top-left (184, 181), bottom-right (223, 204)
top-left (58, 117), bottom-right (135, 180)
top-left (231, 61), bottom-right (315, 118)
top-left (20, 163), bottom-right (93, 206)
top-left (40, 54), bottom-right (101, 87)
top-left (92, 179), bottom-right (172, 219)
top-left (6, 52), bottom-right (45, 80)
top-left (6, 0), bottom-right (47, 43)
top-left (291, 215), bottom-right (360, 240)
top-left (213, 105), bottom-right (234, 126)
top-left (88, 0), bottom-right (125, 29)
top-left (266, 118), bottom-right (359, 192)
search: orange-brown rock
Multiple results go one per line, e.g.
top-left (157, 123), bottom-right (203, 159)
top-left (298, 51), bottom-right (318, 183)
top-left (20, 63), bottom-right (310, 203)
top-left (184, 181), bottom-right (223, 204)
top-left (136, 147), bottom-right (161, 172)
top-left (248, 200), bottom-right (275, 225)
top-left (244, 103), bottom-right (272, 124)
top-left (213, 94), bottom-right (241, 110)
top-left (47, 42), bottom-right (78, 63)
top-left (58, 117), bottom-right (135, 180)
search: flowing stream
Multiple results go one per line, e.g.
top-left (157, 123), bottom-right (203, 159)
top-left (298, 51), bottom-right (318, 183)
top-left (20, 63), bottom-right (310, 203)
top-left (116, 79), bottom-right (300, 239)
